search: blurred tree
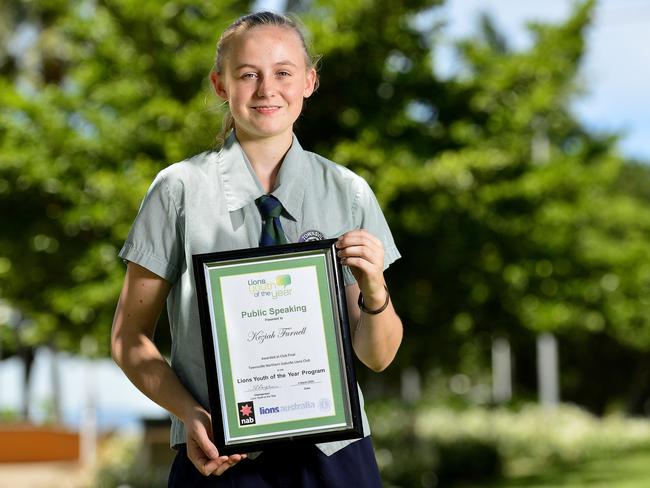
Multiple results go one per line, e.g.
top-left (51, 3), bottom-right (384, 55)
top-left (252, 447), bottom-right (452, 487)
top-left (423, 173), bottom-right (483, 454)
top-left (299, 0), bottom-right (650, 411)
top-left (1, 0), bottom-right (650, 416)
top-left (614, 160), bottom-right (650, 203)
top-left (0, 0), bottom-right (249, 417)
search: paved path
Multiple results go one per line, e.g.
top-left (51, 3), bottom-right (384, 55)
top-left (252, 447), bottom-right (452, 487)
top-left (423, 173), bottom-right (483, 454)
top-left (0, 462), bottom-right (92, 488)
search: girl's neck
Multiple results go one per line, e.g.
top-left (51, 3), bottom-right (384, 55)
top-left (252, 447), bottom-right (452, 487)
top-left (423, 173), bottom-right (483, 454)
top-left (237, 131), bottom-right (293, 193)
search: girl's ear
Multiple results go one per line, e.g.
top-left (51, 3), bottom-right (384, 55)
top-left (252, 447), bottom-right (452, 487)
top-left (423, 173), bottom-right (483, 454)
top-left (210, 71), bottom-right (228, 100)
top-left (303, 68), bottom-right (317, 99)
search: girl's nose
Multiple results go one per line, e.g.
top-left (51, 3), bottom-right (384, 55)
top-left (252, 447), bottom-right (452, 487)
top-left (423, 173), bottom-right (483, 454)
top-left (256, 76), bottom-right (276, 97)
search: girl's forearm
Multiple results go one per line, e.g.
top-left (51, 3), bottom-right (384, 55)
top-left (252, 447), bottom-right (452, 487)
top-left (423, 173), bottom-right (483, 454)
top-left (112, 331), bottom-right (201, 421)
top-left (352, 302), bottom-right (403, 372)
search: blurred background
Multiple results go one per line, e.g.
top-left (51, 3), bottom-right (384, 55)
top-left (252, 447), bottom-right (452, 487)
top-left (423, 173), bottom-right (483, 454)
top-left (1, 0), bottom-right (650, 486)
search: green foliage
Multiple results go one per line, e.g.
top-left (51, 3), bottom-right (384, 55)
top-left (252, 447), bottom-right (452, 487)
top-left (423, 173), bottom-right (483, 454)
top-left (298, 0), bottom-right (650, 379)
top-left (376, 432), bottom-right (502, 487)
top-left (0, 407), bottom-right (20, 423)
top-left (484, 448), bottom-right (650, 488)
top-left (1, 0), bottom-right (650, 414)
top-left (95, 462), bottom-right (168, 488)
top-left (368, 399), bottom-right (650, 487)
top-left (614, 161), bottom-right (650, 204)
top-left (0, 0), bottom-right (250, 355)
top-left (94, 434), bottom-right (168, 488)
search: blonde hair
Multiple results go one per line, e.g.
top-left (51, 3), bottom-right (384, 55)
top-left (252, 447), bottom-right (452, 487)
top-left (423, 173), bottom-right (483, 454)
top-left (212, 11), bottom-right (320, 145)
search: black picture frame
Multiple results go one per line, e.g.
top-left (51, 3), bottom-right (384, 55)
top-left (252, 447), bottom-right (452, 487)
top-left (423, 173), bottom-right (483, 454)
top-left (192, 239), bottom-right (362, 454)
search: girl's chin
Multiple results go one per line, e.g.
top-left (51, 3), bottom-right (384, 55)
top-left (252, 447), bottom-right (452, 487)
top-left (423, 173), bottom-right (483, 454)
top-left (236, 126), bottom-right (294, 141)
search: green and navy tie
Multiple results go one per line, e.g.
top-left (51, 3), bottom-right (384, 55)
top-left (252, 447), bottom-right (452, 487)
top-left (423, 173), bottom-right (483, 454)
top-left (256, 194), bottom-right (288, 246)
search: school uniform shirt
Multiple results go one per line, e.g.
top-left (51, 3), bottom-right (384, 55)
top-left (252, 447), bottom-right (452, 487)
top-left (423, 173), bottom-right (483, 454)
top-left (118, 132), bottom-right (401, 456)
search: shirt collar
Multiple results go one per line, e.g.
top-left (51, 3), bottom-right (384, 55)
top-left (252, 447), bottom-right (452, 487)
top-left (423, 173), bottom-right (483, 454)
top-left (216, 132), bottom-right (306, 220)
top-left (217, 132), bottom-right (264, 213)
top-left (270, 135), bottom-right (306, 221)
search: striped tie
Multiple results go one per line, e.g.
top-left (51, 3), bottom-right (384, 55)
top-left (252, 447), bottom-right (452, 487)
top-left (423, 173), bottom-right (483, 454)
top-left (256, 194), bottom-right (288, 246)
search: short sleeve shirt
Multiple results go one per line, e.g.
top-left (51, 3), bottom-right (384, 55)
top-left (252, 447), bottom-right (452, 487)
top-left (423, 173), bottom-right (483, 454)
top-left (119, 133), bottom-right (400, 455)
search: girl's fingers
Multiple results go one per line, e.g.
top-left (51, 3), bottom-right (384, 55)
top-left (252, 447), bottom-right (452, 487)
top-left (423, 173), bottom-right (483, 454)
top-left (337, 245), bottom-right (381, 265)
top-left (337, 230), bottom-right (383, 250)
top-left (337, 231), bottom-right (386, 294)
top-left (337, 232), bottom-right (385, 279)
top-left (214, 458), bottom-right (236, 476)
top-left (340, 256), bottom-right (376, 274)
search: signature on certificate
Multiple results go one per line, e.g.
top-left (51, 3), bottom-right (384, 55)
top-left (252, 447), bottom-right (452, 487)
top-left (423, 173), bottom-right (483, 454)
top-left (245, 384), bottom-right (281, 393)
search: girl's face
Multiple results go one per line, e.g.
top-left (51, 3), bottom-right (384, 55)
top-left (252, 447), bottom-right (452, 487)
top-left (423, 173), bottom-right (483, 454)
top-left (211, 26), bottom-right (317, 144)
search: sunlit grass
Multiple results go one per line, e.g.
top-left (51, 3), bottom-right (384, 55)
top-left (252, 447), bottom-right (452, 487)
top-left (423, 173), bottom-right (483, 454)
top-left (481, 447), bottom-right (650, 488)
top-left (369, 400), bottom-right (650, 487)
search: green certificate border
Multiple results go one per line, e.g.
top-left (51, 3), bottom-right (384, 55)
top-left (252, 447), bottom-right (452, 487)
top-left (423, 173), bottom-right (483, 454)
top-left (206, 254), bottom-right (347, 441)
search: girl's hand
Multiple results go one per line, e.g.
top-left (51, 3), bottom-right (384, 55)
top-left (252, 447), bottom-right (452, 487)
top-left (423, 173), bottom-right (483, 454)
top-left (184, 406), bottom-right (246, 476)
top-left (336, 230), bottom-right (386, 308)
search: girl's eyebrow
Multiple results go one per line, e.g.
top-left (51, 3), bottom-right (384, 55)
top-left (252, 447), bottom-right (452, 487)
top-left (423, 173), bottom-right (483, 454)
top-left (235, 60), bottom-right (298, 70)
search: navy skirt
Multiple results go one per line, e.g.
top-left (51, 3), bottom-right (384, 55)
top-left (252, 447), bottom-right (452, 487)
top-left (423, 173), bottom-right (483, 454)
top-left (168, 437), bottom-right (382, 487)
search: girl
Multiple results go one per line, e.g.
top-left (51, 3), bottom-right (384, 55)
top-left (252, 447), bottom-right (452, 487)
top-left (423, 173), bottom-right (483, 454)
top-left (111, 11), bottom-right (402, 487)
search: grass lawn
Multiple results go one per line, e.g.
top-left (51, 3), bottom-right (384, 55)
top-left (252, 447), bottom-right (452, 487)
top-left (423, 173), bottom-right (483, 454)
top-left (480, 448), bottom-right (650, 488)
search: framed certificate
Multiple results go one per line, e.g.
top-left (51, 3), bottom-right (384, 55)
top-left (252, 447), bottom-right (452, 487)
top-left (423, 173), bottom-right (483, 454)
top-left (192, 239), bottom-right (362, 454)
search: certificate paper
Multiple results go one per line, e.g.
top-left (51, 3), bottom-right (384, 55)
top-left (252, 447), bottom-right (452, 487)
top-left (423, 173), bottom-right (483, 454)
top-left (193, 240), bottom-right (362, 453)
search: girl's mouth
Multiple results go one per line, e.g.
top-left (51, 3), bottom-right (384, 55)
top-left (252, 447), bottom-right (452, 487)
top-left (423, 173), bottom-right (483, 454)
top-left (253, 106), bottom-right (281, 114)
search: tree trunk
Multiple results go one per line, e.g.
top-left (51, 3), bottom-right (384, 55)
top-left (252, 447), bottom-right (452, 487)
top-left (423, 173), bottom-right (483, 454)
top-left (49, 342), bottom-right (62, 424)
top-left (19, 346), bottom-right (35, 421)
top-left (625, 354), bottom-right (650, 415)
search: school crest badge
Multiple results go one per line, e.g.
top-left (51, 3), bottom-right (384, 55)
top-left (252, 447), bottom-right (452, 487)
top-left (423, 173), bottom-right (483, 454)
top-left (298, 230), bottom-right (325, 242)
